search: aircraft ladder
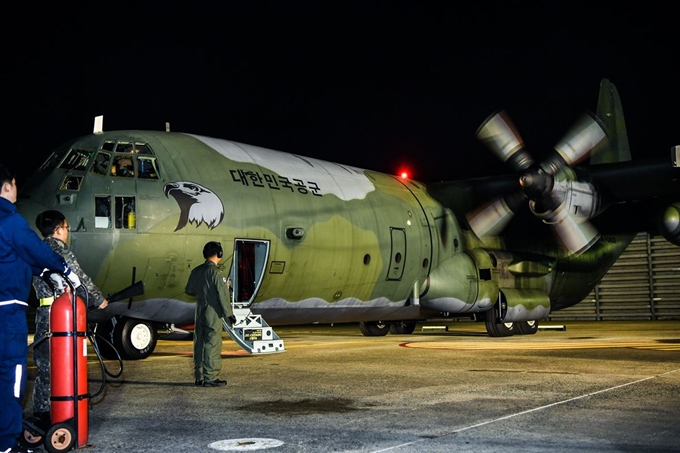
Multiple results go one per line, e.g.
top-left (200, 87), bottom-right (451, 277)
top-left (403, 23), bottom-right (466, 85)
top-left (222, 306), bottom-right (285, 354)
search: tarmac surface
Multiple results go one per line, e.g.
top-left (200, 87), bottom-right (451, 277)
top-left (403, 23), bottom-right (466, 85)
top-left (23, 320), bottom-right (680, 453)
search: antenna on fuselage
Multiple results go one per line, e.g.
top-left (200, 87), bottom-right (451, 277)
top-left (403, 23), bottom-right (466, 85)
top-left (166, 122), bottom-right (170, 132)
top-left (93, 115), bottom-right (104, 134)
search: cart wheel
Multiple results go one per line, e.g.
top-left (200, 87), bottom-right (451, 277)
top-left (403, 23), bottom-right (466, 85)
top-left (22, 429), bottom-right (43, 448)
top-left (45, 422), bottom-right (76, 453)
top-left (22, 416), bottom-right (45, 448)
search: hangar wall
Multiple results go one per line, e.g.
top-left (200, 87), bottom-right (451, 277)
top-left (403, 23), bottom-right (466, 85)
top-left (550, 233), bottom-right (680, 321)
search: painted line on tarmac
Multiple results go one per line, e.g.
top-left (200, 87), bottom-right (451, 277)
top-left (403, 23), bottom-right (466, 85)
top-left (400, 340), bottom-right (680, 351)
top-left (370, 368), bottom-right (680, 453)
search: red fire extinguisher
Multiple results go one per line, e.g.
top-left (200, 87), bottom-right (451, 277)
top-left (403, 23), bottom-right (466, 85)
top-left (49, 285), bottom-right (89, 450)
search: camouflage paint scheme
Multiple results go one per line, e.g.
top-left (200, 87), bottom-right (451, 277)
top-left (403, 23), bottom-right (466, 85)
top-left (15, 79), bottom-right (679, 358)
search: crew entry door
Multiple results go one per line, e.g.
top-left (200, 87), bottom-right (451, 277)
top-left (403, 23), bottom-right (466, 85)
top-left (229, 239), bottom-right (270, 307)
top-left (223, 239), bottom-right (284, 355)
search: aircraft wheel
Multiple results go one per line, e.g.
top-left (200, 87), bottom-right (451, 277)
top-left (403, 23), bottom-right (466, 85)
top-left (389, 321), bottom-right (417, 334)
top-left (484, 311), bottom-right (515, 337)
top-left (359, 321), bottom-right (390, 336)
top-left (45, 423), bottom-right (75, 453)
top-left (515, 320), bottom-right (539, 335)
top-left (113, 318), bottom-right (157, 360)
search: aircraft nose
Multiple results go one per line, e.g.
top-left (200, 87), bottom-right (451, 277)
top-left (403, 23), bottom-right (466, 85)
top-left (15, 196), bottom-right (51, 230)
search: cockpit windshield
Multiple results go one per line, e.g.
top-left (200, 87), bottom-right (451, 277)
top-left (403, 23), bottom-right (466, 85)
top-left (97, 140), bottom-right (160, 179)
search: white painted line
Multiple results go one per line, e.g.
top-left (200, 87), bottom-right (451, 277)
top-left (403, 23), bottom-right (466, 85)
top-left (208, 438), bottom-right (284, 451)
top-left (370, 368), bottom-right (680, 452)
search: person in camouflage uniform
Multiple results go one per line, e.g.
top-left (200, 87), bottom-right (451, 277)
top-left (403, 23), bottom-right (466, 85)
top-left (185, 241), bottom-right (234, 388)
top-left (30, 210), bottom-right (108, 427)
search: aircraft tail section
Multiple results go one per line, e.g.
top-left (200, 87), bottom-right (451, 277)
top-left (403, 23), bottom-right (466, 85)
top-left (591, 79), bottom-right (631, 164)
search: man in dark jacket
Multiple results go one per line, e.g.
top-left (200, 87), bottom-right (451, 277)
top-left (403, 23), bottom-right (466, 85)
top-left (0, 164), bottom-right (81, 453)
top-left (185, 241), bottom-right (233, 388)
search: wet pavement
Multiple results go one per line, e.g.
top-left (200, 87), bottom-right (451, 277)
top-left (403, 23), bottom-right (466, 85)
top-left (23, 320), bottom-right (680, 452)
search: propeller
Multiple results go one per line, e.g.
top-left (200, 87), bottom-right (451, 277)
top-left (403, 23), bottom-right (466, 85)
top-left (468, 110), bottom-right (607, 255)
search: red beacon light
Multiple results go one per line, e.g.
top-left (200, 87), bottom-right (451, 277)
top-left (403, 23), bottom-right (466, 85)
top-left (397, 167), bottom-right (411, 180)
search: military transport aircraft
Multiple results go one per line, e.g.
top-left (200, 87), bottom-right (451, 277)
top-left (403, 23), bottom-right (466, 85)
top-left (15, 79), bottom-right (679, 360)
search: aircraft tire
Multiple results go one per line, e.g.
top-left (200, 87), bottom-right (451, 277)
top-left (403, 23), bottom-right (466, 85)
top-left (359, 321), bottom-right (390, 336)
top-left (484, 311), bottom-right (515, 337)
top-left (515, 320), bottom-right (539, 335)
top-left (112, 318), bottom-right (158, 360)
top-left (389, 321), bottom-right (417, 334)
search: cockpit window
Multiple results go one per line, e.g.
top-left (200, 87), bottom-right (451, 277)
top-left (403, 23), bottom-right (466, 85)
top-left (101, 140), bottom-right (116, 152)
top-left (39, 142), bottom-right (72, 171)
top-left (91, 152), bottom-right (111, 175)
top-left (115, 142), bottom-right (135, 153)
top-left (138, 156), bottom-right (160, 179)
top-left (103, 141), bottom-right (159, 179)
top-left (58, 149), bottom-right (91, 171)
top-left (60, 175), bottom-right (83, 191)
top-left (134, 144), bottom-right (152, 155)
top-left (111, 155), bottom-right (134, 177)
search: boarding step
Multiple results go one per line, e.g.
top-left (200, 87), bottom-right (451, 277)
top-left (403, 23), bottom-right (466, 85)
top-left (222, 307), bottom-right (285, 354)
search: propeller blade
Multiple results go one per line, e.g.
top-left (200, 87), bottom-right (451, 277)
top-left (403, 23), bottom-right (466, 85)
top-left (476, 111), bottom-right (534, 171)
top-left (467, 190), bottom-right (527, 237)
top-left (472, 109), bottom-right (604, 255)
top-left (541, 112), bottom-right (607, 175)
top-left (468, 198), bottom-right (514, 238)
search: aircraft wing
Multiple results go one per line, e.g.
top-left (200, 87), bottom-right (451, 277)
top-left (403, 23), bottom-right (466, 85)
top-left (87, 298), bottom-right (196, 327)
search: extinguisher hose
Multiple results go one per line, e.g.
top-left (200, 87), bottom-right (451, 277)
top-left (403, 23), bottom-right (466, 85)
top-left (87, 327), bottom-right (124, 400)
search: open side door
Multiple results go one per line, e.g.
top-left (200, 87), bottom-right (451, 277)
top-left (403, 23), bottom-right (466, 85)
top-left (222, 239), bottom-right (285, 354)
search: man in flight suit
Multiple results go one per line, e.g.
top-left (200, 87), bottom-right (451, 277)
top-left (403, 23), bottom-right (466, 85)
top-left (185, 241), bottom-right (234, 387)
top-left (31, 210), bottom-right (109, 429)
top-left (0, 165), bottom-right (81, 453)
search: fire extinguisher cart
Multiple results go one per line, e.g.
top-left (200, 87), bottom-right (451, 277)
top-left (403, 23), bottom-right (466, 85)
top-left (24, 278), bottom-right (90, 453)
top-left (47, 283), bottom-right (89, 452)
top-left (23, 274), bottom-right (143, 452)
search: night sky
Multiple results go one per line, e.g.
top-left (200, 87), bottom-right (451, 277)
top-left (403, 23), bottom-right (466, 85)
top-left (5, 3), bottom-right (678, 185)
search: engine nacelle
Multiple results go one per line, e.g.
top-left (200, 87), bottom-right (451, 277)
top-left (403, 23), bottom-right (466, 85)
top-left (495, 288), bottom-right (551, 322)
top-left (422, 247), bottom-right (556, 320)
top-left (551, 179), bottom-right (601, 221)
top-left (657, 201), bottom-right (680, 246)
top-left (420, 249), bottom-right (499, 313)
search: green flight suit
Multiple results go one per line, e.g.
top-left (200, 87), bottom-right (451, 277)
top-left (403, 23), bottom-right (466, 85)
top-left (185, 260), bottom-right (233, 382)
